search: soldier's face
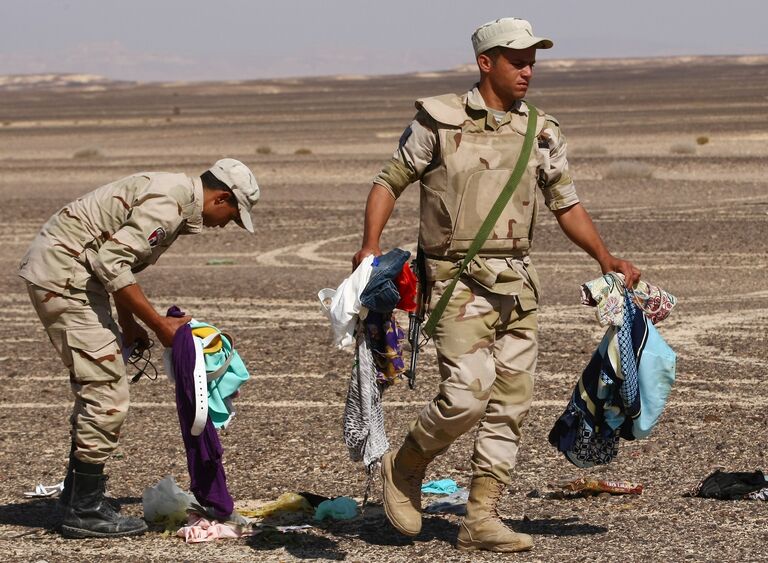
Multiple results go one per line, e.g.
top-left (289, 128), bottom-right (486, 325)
top-left (487, 46), bottom-right (537, 100)
top-left (203, 193), bottom-right (240, 228)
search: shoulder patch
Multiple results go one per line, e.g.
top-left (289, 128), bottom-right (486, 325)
top-left (148, 227), bottom-right (166, 248)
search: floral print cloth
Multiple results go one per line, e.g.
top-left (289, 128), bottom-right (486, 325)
top-left (581, 273), bottom-right (677, 326)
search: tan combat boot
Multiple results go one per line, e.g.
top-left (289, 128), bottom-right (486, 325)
top-left (380, 440), bottom-right (433, 536)
top-left (456, 476), bottom-right (533, 553)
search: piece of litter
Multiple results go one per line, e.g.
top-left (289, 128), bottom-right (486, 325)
top-left (240, 493), bottom-right (314, 519)
top-left (421, 479), bottom-right (459, 495)
top-left (23, 481), bottom-right (64, 498)
top-left (254, 523), bottom-right (315, 533)
top-left (551, 477), bottom-right (643, 496)
top-left (206, 259), bottom-right (237, 266)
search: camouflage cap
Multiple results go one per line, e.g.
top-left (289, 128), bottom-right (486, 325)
top-left (472, 18), bottom-right (553, 57)
top-left (208, 158), bottom-right (260, 233)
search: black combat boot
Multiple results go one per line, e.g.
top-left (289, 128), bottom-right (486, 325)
top-left (60, 453), bottom-right (120, 512)
top-left (61, 465), bottom-right (147, 539)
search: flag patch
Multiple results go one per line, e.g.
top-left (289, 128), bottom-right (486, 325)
top-left (148, 227), bottom-right (166, 248)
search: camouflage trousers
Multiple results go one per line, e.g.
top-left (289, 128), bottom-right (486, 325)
top-left (408, 261), bottom-right (538, 485)
top-left (26, 282), bottom-right (128, 465)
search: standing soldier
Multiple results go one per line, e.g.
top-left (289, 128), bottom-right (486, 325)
top-left (352, 18), bottom-right (640, 553)
top-left (19, 158), bottom-right (260, 538)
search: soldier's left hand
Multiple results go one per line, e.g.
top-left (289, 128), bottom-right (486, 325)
top-left (600, 255), bottom-right (641, 289)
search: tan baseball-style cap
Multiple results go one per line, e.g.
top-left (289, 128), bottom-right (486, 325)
top-left (208, 158), bottom-right (260, 233)
top-left (471, 18), bottom-right (553, 57)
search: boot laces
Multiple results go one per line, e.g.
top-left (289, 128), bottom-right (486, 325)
top-left (487, 481), bottom-right (504, 520)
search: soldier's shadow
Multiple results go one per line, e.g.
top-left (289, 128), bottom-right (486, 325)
top-left (247, 528), bottom-right (346, 561)
top-left (513, 516), bottom-right (608, 536)
top-left (0, 495), bottom-right (143, 533)
top-left (330, 504), bottom-right (457, 547)
top-left (0, 499), bottom-right (60, 532)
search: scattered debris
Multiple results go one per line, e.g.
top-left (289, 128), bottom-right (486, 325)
top-left (548, 477), bottom-right (644, 498)
top-left (23, 481), bottom-right (64, 499)
top-left (691, 469), bottom-right (768, 500)
top-left (239, 492), bottom-right (314, 519)
top-left (421, 479), bottom-right (459, 495)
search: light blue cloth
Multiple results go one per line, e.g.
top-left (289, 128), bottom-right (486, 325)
top-left (189, 321), bottom-right (250, 429)
top-left (421, 479), bottom-right (459, 495)
top-left (314, 497), bottom-right (358, 521)
top-left (634, 322), bottom-right (676, 438)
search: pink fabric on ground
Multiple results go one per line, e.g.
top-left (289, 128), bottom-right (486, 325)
top-left (176, 514), bottom-right (252, 543)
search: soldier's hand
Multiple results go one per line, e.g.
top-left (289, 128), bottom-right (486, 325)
top-left (120, 317), bottom-right (150, 350)
top-left (352, 246), bottom-right (381, 271)
top-left (153, 315), bottom-right (192, 348)
top-left (600, 255), bottom-right (641, 289)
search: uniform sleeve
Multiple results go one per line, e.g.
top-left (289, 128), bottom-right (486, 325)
top-left (373, 112), bottom-right (437, 199)
top-left (538, 117), bottom-right (580, 211)
top-left (91, 192), bottom-right (184, 293)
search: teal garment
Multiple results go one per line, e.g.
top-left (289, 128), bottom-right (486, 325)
top-left (313, 497), bottom-right (358, 521)
top-left (189, 321), bottom-right (250, 429)
top-left (421, 479), bottom-right (459, 495)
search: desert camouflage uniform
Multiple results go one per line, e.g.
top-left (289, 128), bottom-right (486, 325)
top-left (20, 173), bottom-right (204, 464)
top-left (374, 86), bottom-right (579, 484)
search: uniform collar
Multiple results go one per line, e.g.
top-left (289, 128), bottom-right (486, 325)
top-left (466, 84), bottom-right (528, 130)
top-left (182, 176), bottom-right (204, 234)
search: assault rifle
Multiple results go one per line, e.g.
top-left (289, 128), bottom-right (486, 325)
top-left (404, 247), bottom-right (428, 389)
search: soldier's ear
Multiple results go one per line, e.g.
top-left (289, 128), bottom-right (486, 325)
top-left (477, 53), bottom-right (493, 73)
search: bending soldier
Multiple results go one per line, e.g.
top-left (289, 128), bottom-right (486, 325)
top-left (19, 158), bottom-right (260, 538)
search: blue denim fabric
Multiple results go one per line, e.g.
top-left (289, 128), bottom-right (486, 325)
top-left (360, 248), bottom-right (411, 313)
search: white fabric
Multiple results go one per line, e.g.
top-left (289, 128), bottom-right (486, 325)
top-left (318, 254), bottom-right (374, 349)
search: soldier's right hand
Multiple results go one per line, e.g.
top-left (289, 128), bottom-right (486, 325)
top-left (153, 315), bottom-right (192, 347)
top-left (352, 246), bottom-right (381, 271)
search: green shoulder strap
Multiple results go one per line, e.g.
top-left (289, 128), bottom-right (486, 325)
top-left (422, 103), bottom-right (539, 338)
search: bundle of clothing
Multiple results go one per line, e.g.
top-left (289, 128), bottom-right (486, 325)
top-left (319, 248), bottom-right (417, 471)
top-left (548, 274), bottom-right (677, 468)
top-left (164, 306), bottom-right (250, 520)
top-left (691, 470), bottom-right (768, 501)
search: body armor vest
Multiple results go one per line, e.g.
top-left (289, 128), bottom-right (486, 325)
top-left (417, 93), bottom-right (546, 258)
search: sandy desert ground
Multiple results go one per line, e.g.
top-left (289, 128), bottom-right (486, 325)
top-left (0, 56), bottom-right (767, 562)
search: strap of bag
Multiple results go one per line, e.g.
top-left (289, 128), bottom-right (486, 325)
top-left (422, 104), bottom-right (539, 338)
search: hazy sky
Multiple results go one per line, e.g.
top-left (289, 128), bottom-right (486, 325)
top-left (2, 0), bottom-right (767, 81)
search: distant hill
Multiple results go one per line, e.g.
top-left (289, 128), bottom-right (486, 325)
top-left (0, 73), bottom-right (134, 92)
top-left (2, 55), bottom-right (766, 91)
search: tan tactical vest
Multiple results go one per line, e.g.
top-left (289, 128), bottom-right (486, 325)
top-left (417, 93), bottom-right (546, 258)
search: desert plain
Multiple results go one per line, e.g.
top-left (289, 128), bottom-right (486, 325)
top-left (0, 56), bottom-right (767, 562)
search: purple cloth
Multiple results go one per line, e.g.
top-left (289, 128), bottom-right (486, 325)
top-left (168, 306), bottom-right (234, 518)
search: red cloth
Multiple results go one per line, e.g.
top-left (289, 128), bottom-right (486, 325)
top-left (395, 263), bottom-right (418, 312)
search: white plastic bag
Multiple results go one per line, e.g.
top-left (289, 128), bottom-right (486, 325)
top-left (142, 475), bottom-right (197, 525)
